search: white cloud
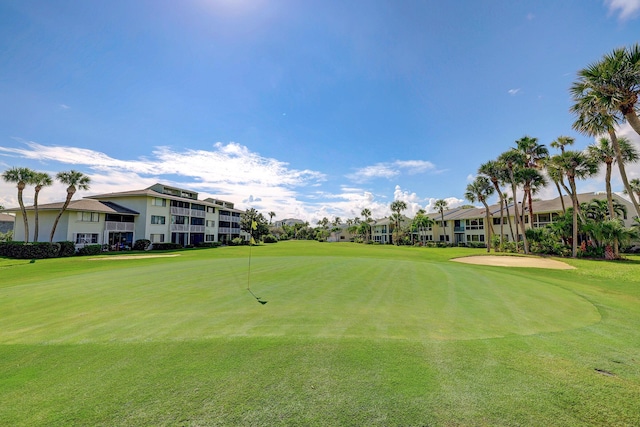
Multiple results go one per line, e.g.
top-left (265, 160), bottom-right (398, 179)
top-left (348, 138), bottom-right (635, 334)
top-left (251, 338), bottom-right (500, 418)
top-left (508, 88), bottom-right (521, 96)
top-left (347, 159), bottom-right (436, 183)
top-left (605, 0), bottom-right (640, 20)
top-left (59, 104), bottom-right (71, 110)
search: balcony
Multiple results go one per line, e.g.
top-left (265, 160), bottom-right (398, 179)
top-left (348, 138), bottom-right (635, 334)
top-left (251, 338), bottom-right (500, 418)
top-left (190, 225), bottom-right (205, 233)
top-left (105, 221), bottom-right (135, 232)
top-left (218, 227), bottom-right (240, 235)
top-left (454, 226), bottom-right (465, 232)
top-left (219, 214), bottom-right (239, 223)
top-left (171, 207), bottom-right (191, 216)
top-left (190, 209), bottom-right (206, 218)
top-left (170, 224), bottom-right (190, 232)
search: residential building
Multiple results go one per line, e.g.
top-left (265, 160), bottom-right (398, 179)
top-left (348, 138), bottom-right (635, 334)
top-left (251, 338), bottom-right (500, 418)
top-left (5, 183), bottom-right (245, 248)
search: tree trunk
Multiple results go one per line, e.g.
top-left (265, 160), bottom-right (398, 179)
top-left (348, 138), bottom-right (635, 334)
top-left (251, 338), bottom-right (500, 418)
top-left (554, 180), bottom-right (566, 213)
top-left (18, 183), bottom-right (29, 244)
top-left (509, 173), bottom-right (523, 254)
top-left (504, 198), bottom-right (515, 243)
top-left (569, 177), bottom-right (579, 258)
top-left (604, 162), bottom-right (619, 258)
top-left (482, 200), bottom-right (492, 253)
top-left (33, 186), bottom-right (41, 242)
top-left (624, 111), bottom-right (640, 138)
top-left (50, 190), bottom-right (74, 243)
top-left (610, 129), bottom-right (640, 217)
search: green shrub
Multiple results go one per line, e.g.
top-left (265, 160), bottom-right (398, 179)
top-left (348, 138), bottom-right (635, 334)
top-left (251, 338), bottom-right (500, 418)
top-left (229, 237), bottom-right (246, 246)
top-left (133, 239), bottom-right (151, 251)
top-left (466, 241), bottom-right (487, 249)
top-left (196, 242), bottom-right (221, 248)
top-left (77, 244), bottom-right (102, 256)
top-left (263, 234), bottom-right (278, 243)
top-left (150, 242), bottom-right (182, 251)
top-left (58, 241), bottom-right (76, 257)
top-left (0, 241), bottom-right (61, 259)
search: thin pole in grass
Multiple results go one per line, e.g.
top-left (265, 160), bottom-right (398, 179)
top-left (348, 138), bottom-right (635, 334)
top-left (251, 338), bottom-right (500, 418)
top-left (247, 220), bottom-right (267, 305)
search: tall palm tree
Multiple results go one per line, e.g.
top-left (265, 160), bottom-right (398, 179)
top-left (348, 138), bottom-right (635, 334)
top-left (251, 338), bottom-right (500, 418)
top-left (515, 136), bottom-right (548, 228)
top-left (361, 208), bottom-right (373, 243)
top-left (554, 151), bottom-right (599, 257)
top-left (550, 135), bottom-right (575, 154)
top-left (587, 136), bottom-right (638, 220)
top-left (464, 176), bottom-right (495, 252)
top-left (50, 170), bottom-right (91, 243)
top-left (498, 149), bottom-right (528, 253)
top-left (268, 211), bottom-right (276, 224)
top-left (2, 167), bottom-right (34, 243)
top-left (434, 199), bottom-right (448, 243)
top-left (571, 55), bottom-right (640, 217)
top-left (390, 200), bottom-right (407, 245)
top-left (30, 172), bottom-right (53, 242)
top-left (412, 209), bottom-right (434, 246)
top-left (478, 160), bottom-right (510, 248)
top-left (571, 43), bottom-right (640, 136)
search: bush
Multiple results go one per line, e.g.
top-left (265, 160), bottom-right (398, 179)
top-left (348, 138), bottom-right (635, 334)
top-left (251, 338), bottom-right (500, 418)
top-left (150, 242), bottom-right (182, 251)
top-left (58, 241), bottom-right (76, 257)
top-left (133, 239), bottom-right (151, 251)
top-left (77, 244), bottom-right (102, 256)
top-left (0, 241), bottom-right (60, 259)
top-left (196, 242), bottom-right (221, 248)
top-left (466, 241), bottom-right (487, 249)
top-left (229, 237), bottom-right (246, 246)
top-left (263, 234), bottom-right (278, 243)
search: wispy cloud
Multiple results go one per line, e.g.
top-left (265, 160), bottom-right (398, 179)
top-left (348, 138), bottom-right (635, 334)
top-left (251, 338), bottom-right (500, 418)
top-left (508, 88), bottom-right (521, 96)
top-left (347, 160), bottom-right (436, 183)
top-left (59, 104), bottom-right (71, 110)
top-left (605, 0), bottom-right (640, 20)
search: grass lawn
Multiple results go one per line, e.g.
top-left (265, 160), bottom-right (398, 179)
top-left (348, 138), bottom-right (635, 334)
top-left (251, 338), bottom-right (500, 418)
top-left (1, 240), bottom-right (639, 426)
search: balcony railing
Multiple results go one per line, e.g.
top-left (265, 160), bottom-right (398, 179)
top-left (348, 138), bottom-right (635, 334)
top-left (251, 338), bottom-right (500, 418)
top-left (218, 227), bottom-right (240, 235)
top-left (171, 207), bottom-right (191, 216)
top-left (170, 224), bottom-right (190, 232)
top-left (219, 214), bottom-right (240, 223)
top-left (190, 209), bottom-right (206, 218)
top-left (454, 226), bottom-right (465, 232)
top-left (105, 221), bottom-right (135, 232)
top-left (190, 225), bottom-right (205, 233)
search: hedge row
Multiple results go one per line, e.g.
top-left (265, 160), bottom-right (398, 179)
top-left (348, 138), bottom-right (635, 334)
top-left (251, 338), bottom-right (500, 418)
top-left (0, 241), bottom-right (62, 259)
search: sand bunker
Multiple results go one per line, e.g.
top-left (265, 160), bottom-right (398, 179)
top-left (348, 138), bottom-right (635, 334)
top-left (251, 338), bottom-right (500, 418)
top-left (451, 255), bottom-right (575, 270)
top-left (88, 254), bottom-right (181, 261)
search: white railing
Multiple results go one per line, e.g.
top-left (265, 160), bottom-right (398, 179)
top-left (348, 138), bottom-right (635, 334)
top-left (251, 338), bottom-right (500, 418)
top-left (219, 214), bottom-right (240, 223)
top-left (190, 209), bottom-right (206, 218)
top-left (170, 224), bottom-right (190, 232)
top-left (104, 222), bottom-right (135, 232)
top-left (190, 225), bottom-right (205, 233)
top-left (171, 207), bottom-right (190, 216)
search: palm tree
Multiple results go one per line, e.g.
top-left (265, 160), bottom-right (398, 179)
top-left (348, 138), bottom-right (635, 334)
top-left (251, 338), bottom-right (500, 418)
top-left (50, 170), bottom-right (91, 243)
top-left (464, 176), bottom-right (495, 252)
top-left (587, 136), bottom-right (638, 221)
top-left (515, 136), bottom-right (548, 228)
top-left (478, 160), bottom-right (509, 249)
top-left (571, 43), bottom-right (640, 136)
top-left (390, 200), bottom-right (407, 245)
top-left (516, 167), bottom-right (547, 226)
top-left (268, 211), bottom-right (276, 224)
top-left (550, 135), bottom-right (574, 154)
top-left (412, 209), bottom-right (434, 246)
top-left (554, 151), bottom-right (599, 257)
top-left (361, 208), bottom-right (373, 243)
top-left (30, 172), bottom-right (53, 242)
top-left (498, 149), bottom-right (528, 253)
top-left (624, 178), bottom-right (640, 203)
top-left (2, 167), bottom-right (34, 243)
top-left (434, 199), bottom-right (448, 244)
top-left (571, 55), bottom-right (640, 217)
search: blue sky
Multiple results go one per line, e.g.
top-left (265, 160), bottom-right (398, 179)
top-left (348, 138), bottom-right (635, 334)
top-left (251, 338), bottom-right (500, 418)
top-left (1, 0), bottom-right (640, 222)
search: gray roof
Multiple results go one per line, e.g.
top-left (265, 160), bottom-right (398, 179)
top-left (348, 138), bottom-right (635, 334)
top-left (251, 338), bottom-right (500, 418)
top-left (3, 199), bottom-right (139, 215)
top-left (0, 213), bottom-right (15, 222)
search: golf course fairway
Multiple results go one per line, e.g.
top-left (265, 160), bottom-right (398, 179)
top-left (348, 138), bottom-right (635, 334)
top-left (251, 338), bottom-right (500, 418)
top-left (1, 241), bottom-right (639, 426)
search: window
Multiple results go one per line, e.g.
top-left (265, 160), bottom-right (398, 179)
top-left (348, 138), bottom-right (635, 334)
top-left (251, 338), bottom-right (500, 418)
top-left (440, 235), bottom-right (450, 242)
top-left (150, 234), bottom-right (165, 243)
top-left (170, 200), bottom-right (189, 208)
top-left (207, 206), bottom-right (215, 213)
top-left (205, 234), bottom-right (215, 242)
top-left (75, 233), bottom-right (98, 244)
top-left (151, 215), bottom-right (166, 225)
top-left (171, 215), bottom-right (187, 225)
top-left (152, 198), bottom-right (166, 207)
top-left (191, 217), bottom-right (204, 226)
top-left (191, 203), bottom-right (205, 211)
top-left (78, 212), bottom-right (99, 222)
top-left (206, 220), bottom-right (215, 227)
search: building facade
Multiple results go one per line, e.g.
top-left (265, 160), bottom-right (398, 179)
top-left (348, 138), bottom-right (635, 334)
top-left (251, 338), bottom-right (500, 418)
top-left (5, 183), bottom-right (245, 248)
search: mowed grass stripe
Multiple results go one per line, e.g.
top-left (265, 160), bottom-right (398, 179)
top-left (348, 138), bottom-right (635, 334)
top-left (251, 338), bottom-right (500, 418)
top-left (1, 252), bottom-right (598, 344)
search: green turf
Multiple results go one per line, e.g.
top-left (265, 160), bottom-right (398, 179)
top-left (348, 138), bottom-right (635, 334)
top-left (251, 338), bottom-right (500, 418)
top-left (1, 241), bottom-right (639, 426)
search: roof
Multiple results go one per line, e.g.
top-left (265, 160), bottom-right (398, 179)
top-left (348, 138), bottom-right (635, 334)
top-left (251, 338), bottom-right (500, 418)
top-left (87, 184), bottom-right (235, 208)
top-left (0, 213), bottom-right (15, 222)
top-left (3, 199), bottom-right (139, 215)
